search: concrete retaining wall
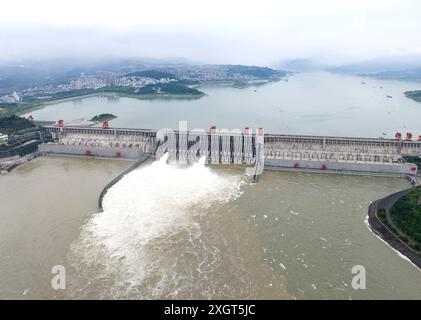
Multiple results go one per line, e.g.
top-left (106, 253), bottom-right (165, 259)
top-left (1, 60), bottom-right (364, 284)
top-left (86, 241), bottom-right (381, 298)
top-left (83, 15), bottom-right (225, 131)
top-left (265, 158), bottom-right (417, 175)
top-left (368, 189), bottom-right (421, 269)
top-left (38, 143), bottom-right (146, 160)
top-left (0, 155), bottom-right (19, 163)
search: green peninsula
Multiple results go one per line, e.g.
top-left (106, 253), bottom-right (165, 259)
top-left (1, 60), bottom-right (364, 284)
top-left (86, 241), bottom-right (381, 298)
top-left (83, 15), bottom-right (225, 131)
top-left (90, 113), bottom-right (117, 122)
top-left (101, 83), bottom-right (205, 97)
top-left (404, 90), bottom-right (421, 103)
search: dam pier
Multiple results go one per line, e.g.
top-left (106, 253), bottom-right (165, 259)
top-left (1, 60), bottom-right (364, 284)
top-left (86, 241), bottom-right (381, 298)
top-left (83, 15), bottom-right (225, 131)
top-left (38, 124), bottom-right (421, 178)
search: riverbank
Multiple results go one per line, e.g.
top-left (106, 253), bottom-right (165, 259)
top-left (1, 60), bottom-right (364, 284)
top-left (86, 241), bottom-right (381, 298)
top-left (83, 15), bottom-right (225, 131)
top-left (12, 93), bottom-right (102, 116)
top-left (9, 90), bottom-right (205, 117)
top-left (112, 91), bottom-right (205, 100)
top-left (0, 152), bottom-right (42, 174)
top-left (368, 189), bottom-right (421, 270)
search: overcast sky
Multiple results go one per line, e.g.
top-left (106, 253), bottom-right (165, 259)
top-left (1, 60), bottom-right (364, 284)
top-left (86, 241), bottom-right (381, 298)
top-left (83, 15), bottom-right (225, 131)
top-left (1, 0), bottom-right (421, 66)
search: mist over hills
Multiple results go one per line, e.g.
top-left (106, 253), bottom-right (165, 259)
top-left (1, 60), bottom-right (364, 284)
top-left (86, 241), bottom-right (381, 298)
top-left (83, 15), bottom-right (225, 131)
top-left (1, 52), bottom-right (421, 96)
top-left (327, 55), bottom-right (421, 81)
top-left (275, 59), bottom-right (330, 72)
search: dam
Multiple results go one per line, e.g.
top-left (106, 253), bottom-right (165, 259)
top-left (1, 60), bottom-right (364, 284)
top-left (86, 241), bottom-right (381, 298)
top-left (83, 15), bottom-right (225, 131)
top-left (38, 124), bottom-right (421, 177)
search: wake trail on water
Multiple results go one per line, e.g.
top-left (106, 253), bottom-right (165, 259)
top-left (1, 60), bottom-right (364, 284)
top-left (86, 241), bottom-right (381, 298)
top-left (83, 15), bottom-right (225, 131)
top-left (68, 154), bottom-right (247, 299)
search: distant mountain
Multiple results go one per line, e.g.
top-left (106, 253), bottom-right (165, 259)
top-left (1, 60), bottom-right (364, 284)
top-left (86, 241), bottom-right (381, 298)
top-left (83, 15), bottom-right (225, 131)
top-left (329, 55), bottom-right (421, 74)
top-left (0, 59), bottom-right (288, 97)
top-left (276, 59), bottom-right (329, 72)
top-left (361, 67), bottom-right (421, 82)
top-left (328, 55), bottom-right (421, 82)
top-left (0, 65), bottom-right (58, 94)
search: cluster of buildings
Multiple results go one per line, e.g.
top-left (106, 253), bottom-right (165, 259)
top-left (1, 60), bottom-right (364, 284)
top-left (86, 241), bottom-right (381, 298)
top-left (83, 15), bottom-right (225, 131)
top-left (114, 76), bottom-right (174, 87)
top-left (165, 66), bottom-right (228, 81)
top-left (0, 65), bottom-right (277, 104)
top-left (0, 91), bottom-right (21, 103)
top-left (3, 71), bottom-right (179, 103)
top-left (0, 133), bottom-right (8, 143)
top-left (69, 73), bottom-right (110, 90)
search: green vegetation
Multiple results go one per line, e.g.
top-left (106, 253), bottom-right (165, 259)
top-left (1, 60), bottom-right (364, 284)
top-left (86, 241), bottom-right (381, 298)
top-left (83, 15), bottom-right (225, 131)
top-left (124, 70), bottom-right (178, 80)
top-left (403, 155), bottom-right (421, 168)
top-left (377, 208), bottom-right (399, 234)
top-left (101, 83), bottom-right (204, 96)
top-left (0, 82), bottom-right (204, 118)
top-left (0, 103), bottom-right (19, 117)
top-left (22, 88), bottom-right (97, 103)
top-left (391, 186), bottom-right (421, 249)
top-left (226, 65), bottom-right (286, 79)
top-left (377, 207), bottom-right (417, 249)
top-left (138, 83), bottom-right (203, 95)
top-left (404, 90), bottom-right (421, 103)
top-left (0, 115), bottom-right (35, 134)
top-left (0, 102), bottom-right (53, 118)
top-left (90, 113), bottom-right (117, 122)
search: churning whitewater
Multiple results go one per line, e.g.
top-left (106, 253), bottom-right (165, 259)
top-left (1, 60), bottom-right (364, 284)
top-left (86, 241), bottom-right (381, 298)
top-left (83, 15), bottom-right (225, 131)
top-left (68, 155), bottom-right (259, 299)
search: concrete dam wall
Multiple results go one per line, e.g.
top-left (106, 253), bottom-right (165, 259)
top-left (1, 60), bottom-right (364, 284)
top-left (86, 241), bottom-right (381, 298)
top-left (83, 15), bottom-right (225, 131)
top-left (38, 125), bottom-right (421, 176)
top-left (155, 129), bottom-right (261, 165)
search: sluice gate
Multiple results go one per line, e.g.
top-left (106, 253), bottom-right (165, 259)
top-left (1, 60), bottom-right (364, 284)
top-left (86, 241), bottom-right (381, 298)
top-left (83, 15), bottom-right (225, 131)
top-left (155, 129), bottom-right (262, 165)
top-left (39, 125), bottom-right (421, 177)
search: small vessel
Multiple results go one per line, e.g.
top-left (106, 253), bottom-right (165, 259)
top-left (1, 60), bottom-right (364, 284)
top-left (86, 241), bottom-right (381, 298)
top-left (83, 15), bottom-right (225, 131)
top-left (361, 82), bottom-right (366, 84)
top-left (387, 95), bottom-right (392, 98)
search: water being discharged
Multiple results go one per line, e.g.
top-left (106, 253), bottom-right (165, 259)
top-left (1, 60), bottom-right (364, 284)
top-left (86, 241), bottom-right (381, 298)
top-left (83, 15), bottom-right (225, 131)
top-left (68, 155), bottom-right (289, 299)
top-left (2, 157), bottom-right (420, 299)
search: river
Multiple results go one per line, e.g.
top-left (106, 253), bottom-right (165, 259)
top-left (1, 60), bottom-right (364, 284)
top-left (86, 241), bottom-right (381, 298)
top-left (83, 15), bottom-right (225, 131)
top-left (24, 72), bottom-right (421, 138)
top-left (0, 156), bottom-right (420, 299)
top-left (3, 71), bottom-right (420, 299)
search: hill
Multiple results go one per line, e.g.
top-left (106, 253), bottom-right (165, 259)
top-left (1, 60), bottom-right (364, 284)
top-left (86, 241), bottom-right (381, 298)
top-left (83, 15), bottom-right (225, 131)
top-left (404, 90), bottom-right (421, 102)
top-left (225, 65), bottom-right (286, 79)
top-left (124, 70), bottom-right (178, 80)
top-left (391, 186), bottom-right (421, 249)
top-left (0, 115), bottom-right (35, 134)
top-left (101, 83), bottom-right (204, 96)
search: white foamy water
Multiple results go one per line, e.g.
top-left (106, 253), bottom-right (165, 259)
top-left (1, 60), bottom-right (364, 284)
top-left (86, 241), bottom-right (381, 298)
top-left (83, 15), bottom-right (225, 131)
top-left (68, 155), bottom-right (247, 299)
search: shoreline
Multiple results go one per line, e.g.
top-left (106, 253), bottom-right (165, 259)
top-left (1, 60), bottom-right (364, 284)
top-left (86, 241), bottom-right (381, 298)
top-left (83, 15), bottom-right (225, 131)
top-left (368, 188), bottom-right (421, 270)
top-left (15, 93), bottom-right (102, 116)
top-left (15, 91), bottom-right (205, 116)
top-left (0, 152), bottom-right (42, 174)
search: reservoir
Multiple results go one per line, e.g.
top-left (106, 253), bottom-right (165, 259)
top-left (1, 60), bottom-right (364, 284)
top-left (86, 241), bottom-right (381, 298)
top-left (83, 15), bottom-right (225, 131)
top-left (25, 72), bottom-right (421, 138)
top-left (3, 71), bottom-right (421, 299)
